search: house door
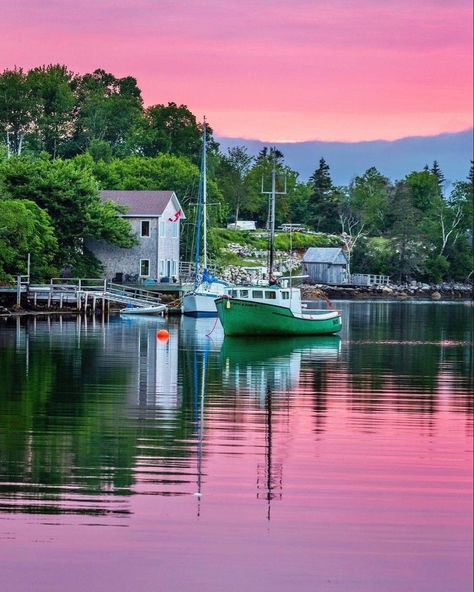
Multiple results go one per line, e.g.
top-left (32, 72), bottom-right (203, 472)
top-left (166, 260), bottom-right (172, 277)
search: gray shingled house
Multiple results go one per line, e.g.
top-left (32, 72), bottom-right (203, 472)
top-left (86, 190), bottom-right (185, 283)
top-left (302, 247), bottom-right (349, 285)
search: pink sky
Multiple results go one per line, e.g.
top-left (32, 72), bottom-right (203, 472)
top-left (1, 0), bottom-right (472, 142)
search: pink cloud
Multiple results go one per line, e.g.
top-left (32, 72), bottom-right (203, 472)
top-left (1, 0), bottom-right (472, 141)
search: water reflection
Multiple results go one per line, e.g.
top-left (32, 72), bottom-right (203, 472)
top-left (1, 302), bottom-right (473, 591)
top-left (0, 302), bottom-right (472, 519)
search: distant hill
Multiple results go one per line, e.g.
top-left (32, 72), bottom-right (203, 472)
top-left (216, 130), bottom-right (473, 187)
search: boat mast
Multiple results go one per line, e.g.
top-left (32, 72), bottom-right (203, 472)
top-left (193, 119), bottom-right (207, 286)
top-left (202, 117), bottom-right (208, 270)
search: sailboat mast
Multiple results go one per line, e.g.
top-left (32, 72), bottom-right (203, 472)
top-left (268, 157), bottom-right (276, 282)
top-left (202, 118), bottom-right (208, 270)
top-left (193, 119), bottom-right (207, 286)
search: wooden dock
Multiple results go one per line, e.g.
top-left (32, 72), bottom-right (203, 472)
top-left (1, 277), bottom-right (192, 314)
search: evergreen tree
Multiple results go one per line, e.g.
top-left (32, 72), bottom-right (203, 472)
top-left (431, 160), bottom-right (445, 196)
top-left (308, 158), bottom-right (339, 232)
top-left (256, 146), bottom-right (284, 165)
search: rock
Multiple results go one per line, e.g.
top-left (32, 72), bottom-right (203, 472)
top-left (431, 291), bottom-right (442, 300)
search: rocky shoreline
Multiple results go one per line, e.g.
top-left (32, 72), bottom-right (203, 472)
top-left (301, 282), bottom-right (473, 301)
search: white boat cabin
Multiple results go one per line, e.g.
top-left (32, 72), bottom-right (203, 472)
top-left (225, 285), bottom-right (302, 315)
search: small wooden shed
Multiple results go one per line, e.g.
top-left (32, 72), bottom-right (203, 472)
top-left (302, 247), bottom-right (349, 285)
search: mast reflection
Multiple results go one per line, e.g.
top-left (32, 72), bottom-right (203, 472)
top-left (220, 335), bottom-right (342, 519)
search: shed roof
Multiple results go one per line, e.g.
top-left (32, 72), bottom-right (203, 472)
top-left (100, 190), bottom-right (176, 216)
top-left (303, 247), bottom-right (347, 264)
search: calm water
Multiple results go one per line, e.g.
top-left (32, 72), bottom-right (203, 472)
top-left (0, 302), bottom-right (472, 592)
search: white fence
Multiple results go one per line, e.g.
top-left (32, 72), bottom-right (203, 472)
top-left (350, 274), bottom-right (390, 286)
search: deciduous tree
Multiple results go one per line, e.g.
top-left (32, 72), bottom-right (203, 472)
top-left (27, 65), bottom-right (76, 158)
top-left (0, 68), bottom-right (35, 156)
top-left (217, 146), bottom-right (254, 224)
top-left (0, 156), bottom-right (136, 272)
top-left (0, 198), bottom-right (58, 281)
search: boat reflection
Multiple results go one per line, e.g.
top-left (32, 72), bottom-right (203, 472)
top-left (221, 335), bottom-right (341, 401)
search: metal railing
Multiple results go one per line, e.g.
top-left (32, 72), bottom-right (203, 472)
top-left (50, 277), bottom-right (107, 291)
top-left (106, 283), bottom-right (162, 305)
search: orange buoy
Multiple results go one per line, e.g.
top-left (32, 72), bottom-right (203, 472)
top-left (156, 329), bottom-right (170, 342)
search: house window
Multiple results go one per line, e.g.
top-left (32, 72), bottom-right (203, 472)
top-left (141, 220), bottom-right (150, 237)
top-left (252, 290), bottom-right (263, 299)
top-left (171, 260), bottom-right (177, 276)
top-left (159, 260), bottom-right (165, 276)
top-left (140, 259), bottom-right (150, 277)
top-left (159, 221), bottom-right (165, 236)
top-left (171, 222), bottom-right (178, 238)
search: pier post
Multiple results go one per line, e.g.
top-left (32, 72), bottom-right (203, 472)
top-left (16, 276), bottom-right (21, 306)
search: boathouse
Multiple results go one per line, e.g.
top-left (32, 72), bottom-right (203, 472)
top-left (86, 190), bottom-right (185, 283)
top-left (302, 247), bottom-right (349, 285)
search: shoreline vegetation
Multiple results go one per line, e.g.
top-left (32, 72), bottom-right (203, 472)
top-left (0, 64), bottom-right (473, 288)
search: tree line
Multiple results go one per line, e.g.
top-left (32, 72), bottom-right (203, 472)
top-left (0, 64), bottom-right (472, 283)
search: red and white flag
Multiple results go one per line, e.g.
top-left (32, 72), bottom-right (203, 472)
top-left (168, 209), bottom-right (182, 222)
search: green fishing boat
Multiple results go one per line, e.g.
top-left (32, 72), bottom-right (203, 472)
top-left (215, 154), bottom-right (343, 337)
top-left (215, 288), bottom-right (342, 336)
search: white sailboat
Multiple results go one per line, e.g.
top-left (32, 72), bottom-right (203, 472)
top-left (183, 119), bottom-right (227, 317)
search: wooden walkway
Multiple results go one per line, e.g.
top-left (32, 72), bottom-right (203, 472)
top-left (3, 277), bottom-right (175, 312)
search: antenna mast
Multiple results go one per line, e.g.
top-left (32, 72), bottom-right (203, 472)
top-left (261, 152), bottom-right (287, 283)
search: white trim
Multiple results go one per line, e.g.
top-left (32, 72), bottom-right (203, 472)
top-left (121, 214), bottom-right (162, 219)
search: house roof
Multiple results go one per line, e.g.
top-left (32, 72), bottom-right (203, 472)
top-left (100, 190), bottom-right (176, 216)
top-left (303, 247), bottom-right (347, 264)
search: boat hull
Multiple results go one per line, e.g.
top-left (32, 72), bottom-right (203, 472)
top-left (183, 293), bottom-right (218, 316)
top-left (120, 304), bottom-right (166, 316)
top-left (215, 298), bottom-right (342, 336)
